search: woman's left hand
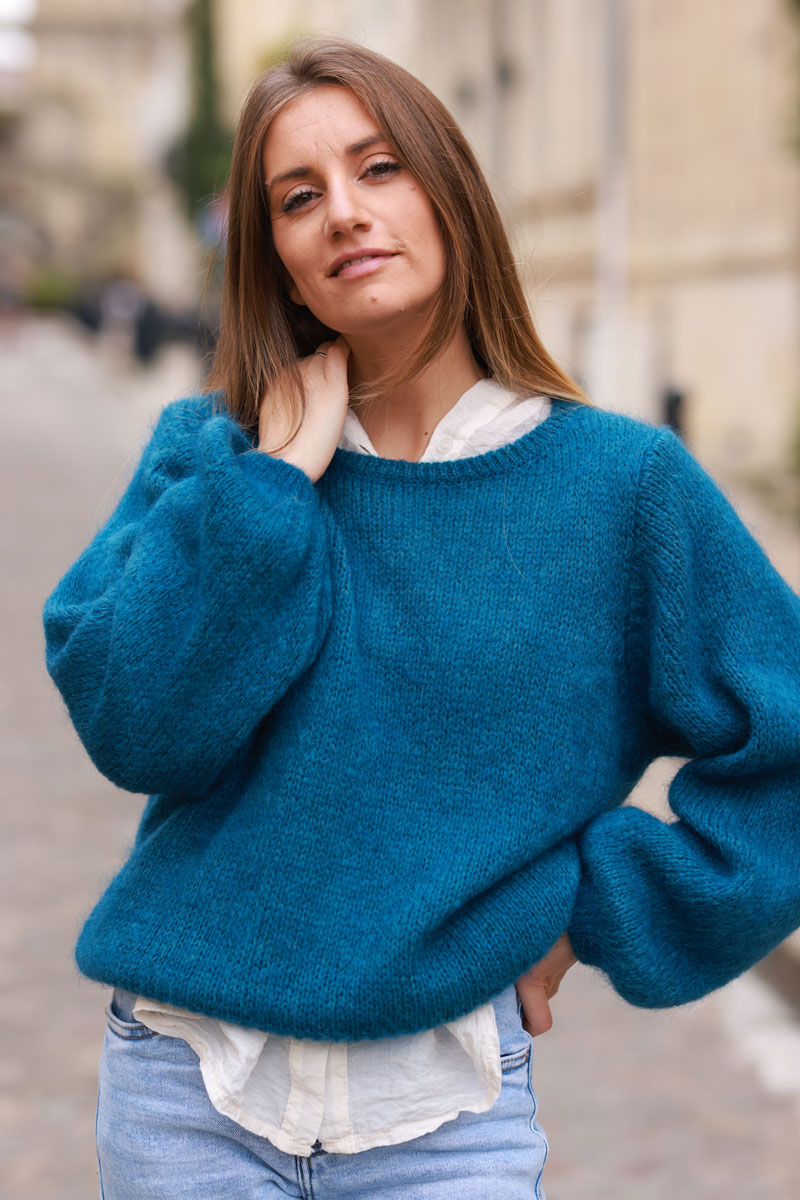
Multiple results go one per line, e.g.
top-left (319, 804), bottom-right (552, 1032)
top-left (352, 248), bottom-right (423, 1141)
top-left (514, 933), bottom-right (577, 1037)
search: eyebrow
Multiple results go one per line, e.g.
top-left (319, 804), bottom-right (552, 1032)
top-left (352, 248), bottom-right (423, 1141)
top-left (266, 135), bottom-right (388, 196)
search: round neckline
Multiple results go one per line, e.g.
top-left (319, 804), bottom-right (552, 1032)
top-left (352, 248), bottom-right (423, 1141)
top-left (325, 396), bottom-right (585, 484)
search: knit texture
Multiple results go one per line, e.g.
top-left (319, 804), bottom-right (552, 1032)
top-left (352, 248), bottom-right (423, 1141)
top-left (42, 394), bottom-right (800, 1041)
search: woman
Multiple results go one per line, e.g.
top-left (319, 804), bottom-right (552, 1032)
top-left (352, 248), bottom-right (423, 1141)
top-left (42, 35), bottom-right (800, 1200)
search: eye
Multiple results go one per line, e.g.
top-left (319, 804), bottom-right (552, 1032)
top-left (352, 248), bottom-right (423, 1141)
top-left (364, 157), bottom-right (402, 179)
top-left (278, 157), bottom-right (401, 214)
top-left (281, 186), bottom-right (319, 214)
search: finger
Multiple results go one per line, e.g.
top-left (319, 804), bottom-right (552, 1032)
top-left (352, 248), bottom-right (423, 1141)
top-left (313, 339), bottom-right (350, 387)
top-left (314, 338), bottom-right (350, 368)
top-left (308, 342), bottom-right (335, 365)
top-left (520, 986), bottom-right (553, 1037)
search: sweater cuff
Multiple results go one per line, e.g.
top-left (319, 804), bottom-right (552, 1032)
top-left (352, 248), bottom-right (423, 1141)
top-left (201, 412), bottom-right (319, 502)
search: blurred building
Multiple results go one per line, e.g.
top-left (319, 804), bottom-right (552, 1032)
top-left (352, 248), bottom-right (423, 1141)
top-left (6, 0), bottom-right (199, 308)
top-left (432, 0), bottom-right (799, 478)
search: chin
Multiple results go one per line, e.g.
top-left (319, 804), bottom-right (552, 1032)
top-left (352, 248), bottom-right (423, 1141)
top-left (320, 300), bottom-right (435, 342)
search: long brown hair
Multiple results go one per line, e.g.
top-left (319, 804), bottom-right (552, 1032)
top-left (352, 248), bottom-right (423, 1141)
top-left (205, 35), bottom-right (589, 438)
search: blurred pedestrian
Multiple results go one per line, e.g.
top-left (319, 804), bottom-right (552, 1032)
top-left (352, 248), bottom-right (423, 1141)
top-left (99, 271), bottom-right (144, 360)
top-left (42, 36), bottom-right (800, 1199)
top-left (661, 383), bottom-right (686, 440)
top-left (132, 298), bottom-right (164, 366)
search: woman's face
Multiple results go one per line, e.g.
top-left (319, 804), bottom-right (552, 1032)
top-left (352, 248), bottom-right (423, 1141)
top-left (263, 85), bottom-right (447, 341)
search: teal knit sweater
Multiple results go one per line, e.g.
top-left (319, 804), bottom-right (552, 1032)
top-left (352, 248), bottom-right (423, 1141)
top-left (42, 394), bottom-right (800, 1041)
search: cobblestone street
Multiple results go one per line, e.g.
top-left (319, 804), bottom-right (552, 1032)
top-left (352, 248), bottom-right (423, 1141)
top-left (3, 314), bottom-right (799, 1199)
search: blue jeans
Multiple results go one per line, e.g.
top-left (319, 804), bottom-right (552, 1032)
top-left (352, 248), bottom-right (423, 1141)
top-left (96, 984), bottom-right (548, 1199)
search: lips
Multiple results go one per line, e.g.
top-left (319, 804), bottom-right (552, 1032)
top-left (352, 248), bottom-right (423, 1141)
top-left (329, 249), bottom-right (397, 277)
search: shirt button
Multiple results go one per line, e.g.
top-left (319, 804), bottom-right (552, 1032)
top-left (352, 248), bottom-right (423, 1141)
top-left (437, 436), bottom-right (454, 453)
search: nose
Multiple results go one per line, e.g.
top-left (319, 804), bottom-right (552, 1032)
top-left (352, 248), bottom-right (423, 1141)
top-left (323, 176), bottom-right (372, 239)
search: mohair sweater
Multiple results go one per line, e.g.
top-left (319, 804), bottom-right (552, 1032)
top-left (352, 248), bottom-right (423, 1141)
top-left (42, 393), bottom-right (800, 1042)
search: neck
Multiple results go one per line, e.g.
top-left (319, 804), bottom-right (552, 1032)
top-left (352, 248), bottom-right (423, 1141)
top-left (346, 326), bottom-right (486, 461)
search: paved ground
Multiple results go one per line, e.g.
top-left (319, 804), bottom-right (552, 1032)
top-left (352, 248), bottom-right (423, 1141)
top-left (2, 313), bottom-right (799, 1199)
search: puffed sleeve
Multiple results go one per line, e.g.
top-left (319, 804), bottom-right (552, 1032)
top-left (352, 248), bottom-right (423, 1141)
top-left (567, 426), bottom-right (800, 1007)
top-left (42, 396), bottom-right (333, 796)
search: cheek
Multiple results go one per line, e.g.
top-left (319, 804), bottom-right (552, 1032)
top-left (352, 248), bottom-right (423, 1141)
top-left (271, 233), bottom-right (315, 301)
top-left (431, 234), bottom-right (447, 284)
top-left (272, 237), bottom-right (302, 283)
top-left (422, 224), bottom-right (447, 292)
top-left (411, 198), bottom-right (447, 279)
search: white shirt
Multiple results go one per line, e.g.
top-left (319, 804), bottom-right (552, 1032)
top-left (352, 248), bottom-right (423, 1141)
top-left (132, 378), bottom-right (552, 1156)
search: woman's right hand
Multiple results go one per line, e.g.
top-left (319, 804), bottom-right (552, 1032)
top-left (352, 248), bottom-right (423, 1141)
top-left (258, 337), bottom-right (351, 483)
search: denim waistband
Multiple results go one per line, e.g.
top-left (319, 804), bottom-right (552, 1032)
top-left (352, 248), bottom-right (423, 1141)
top-left (111, 987), bottom-right (139, 1024)
top-left (489, 982), bottom-right (523, 1043)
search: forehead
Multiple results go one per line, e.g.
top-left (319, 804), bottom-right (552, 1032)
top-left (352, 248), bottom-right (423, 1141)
top-left (263, 85), bottom-right (381, 168)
